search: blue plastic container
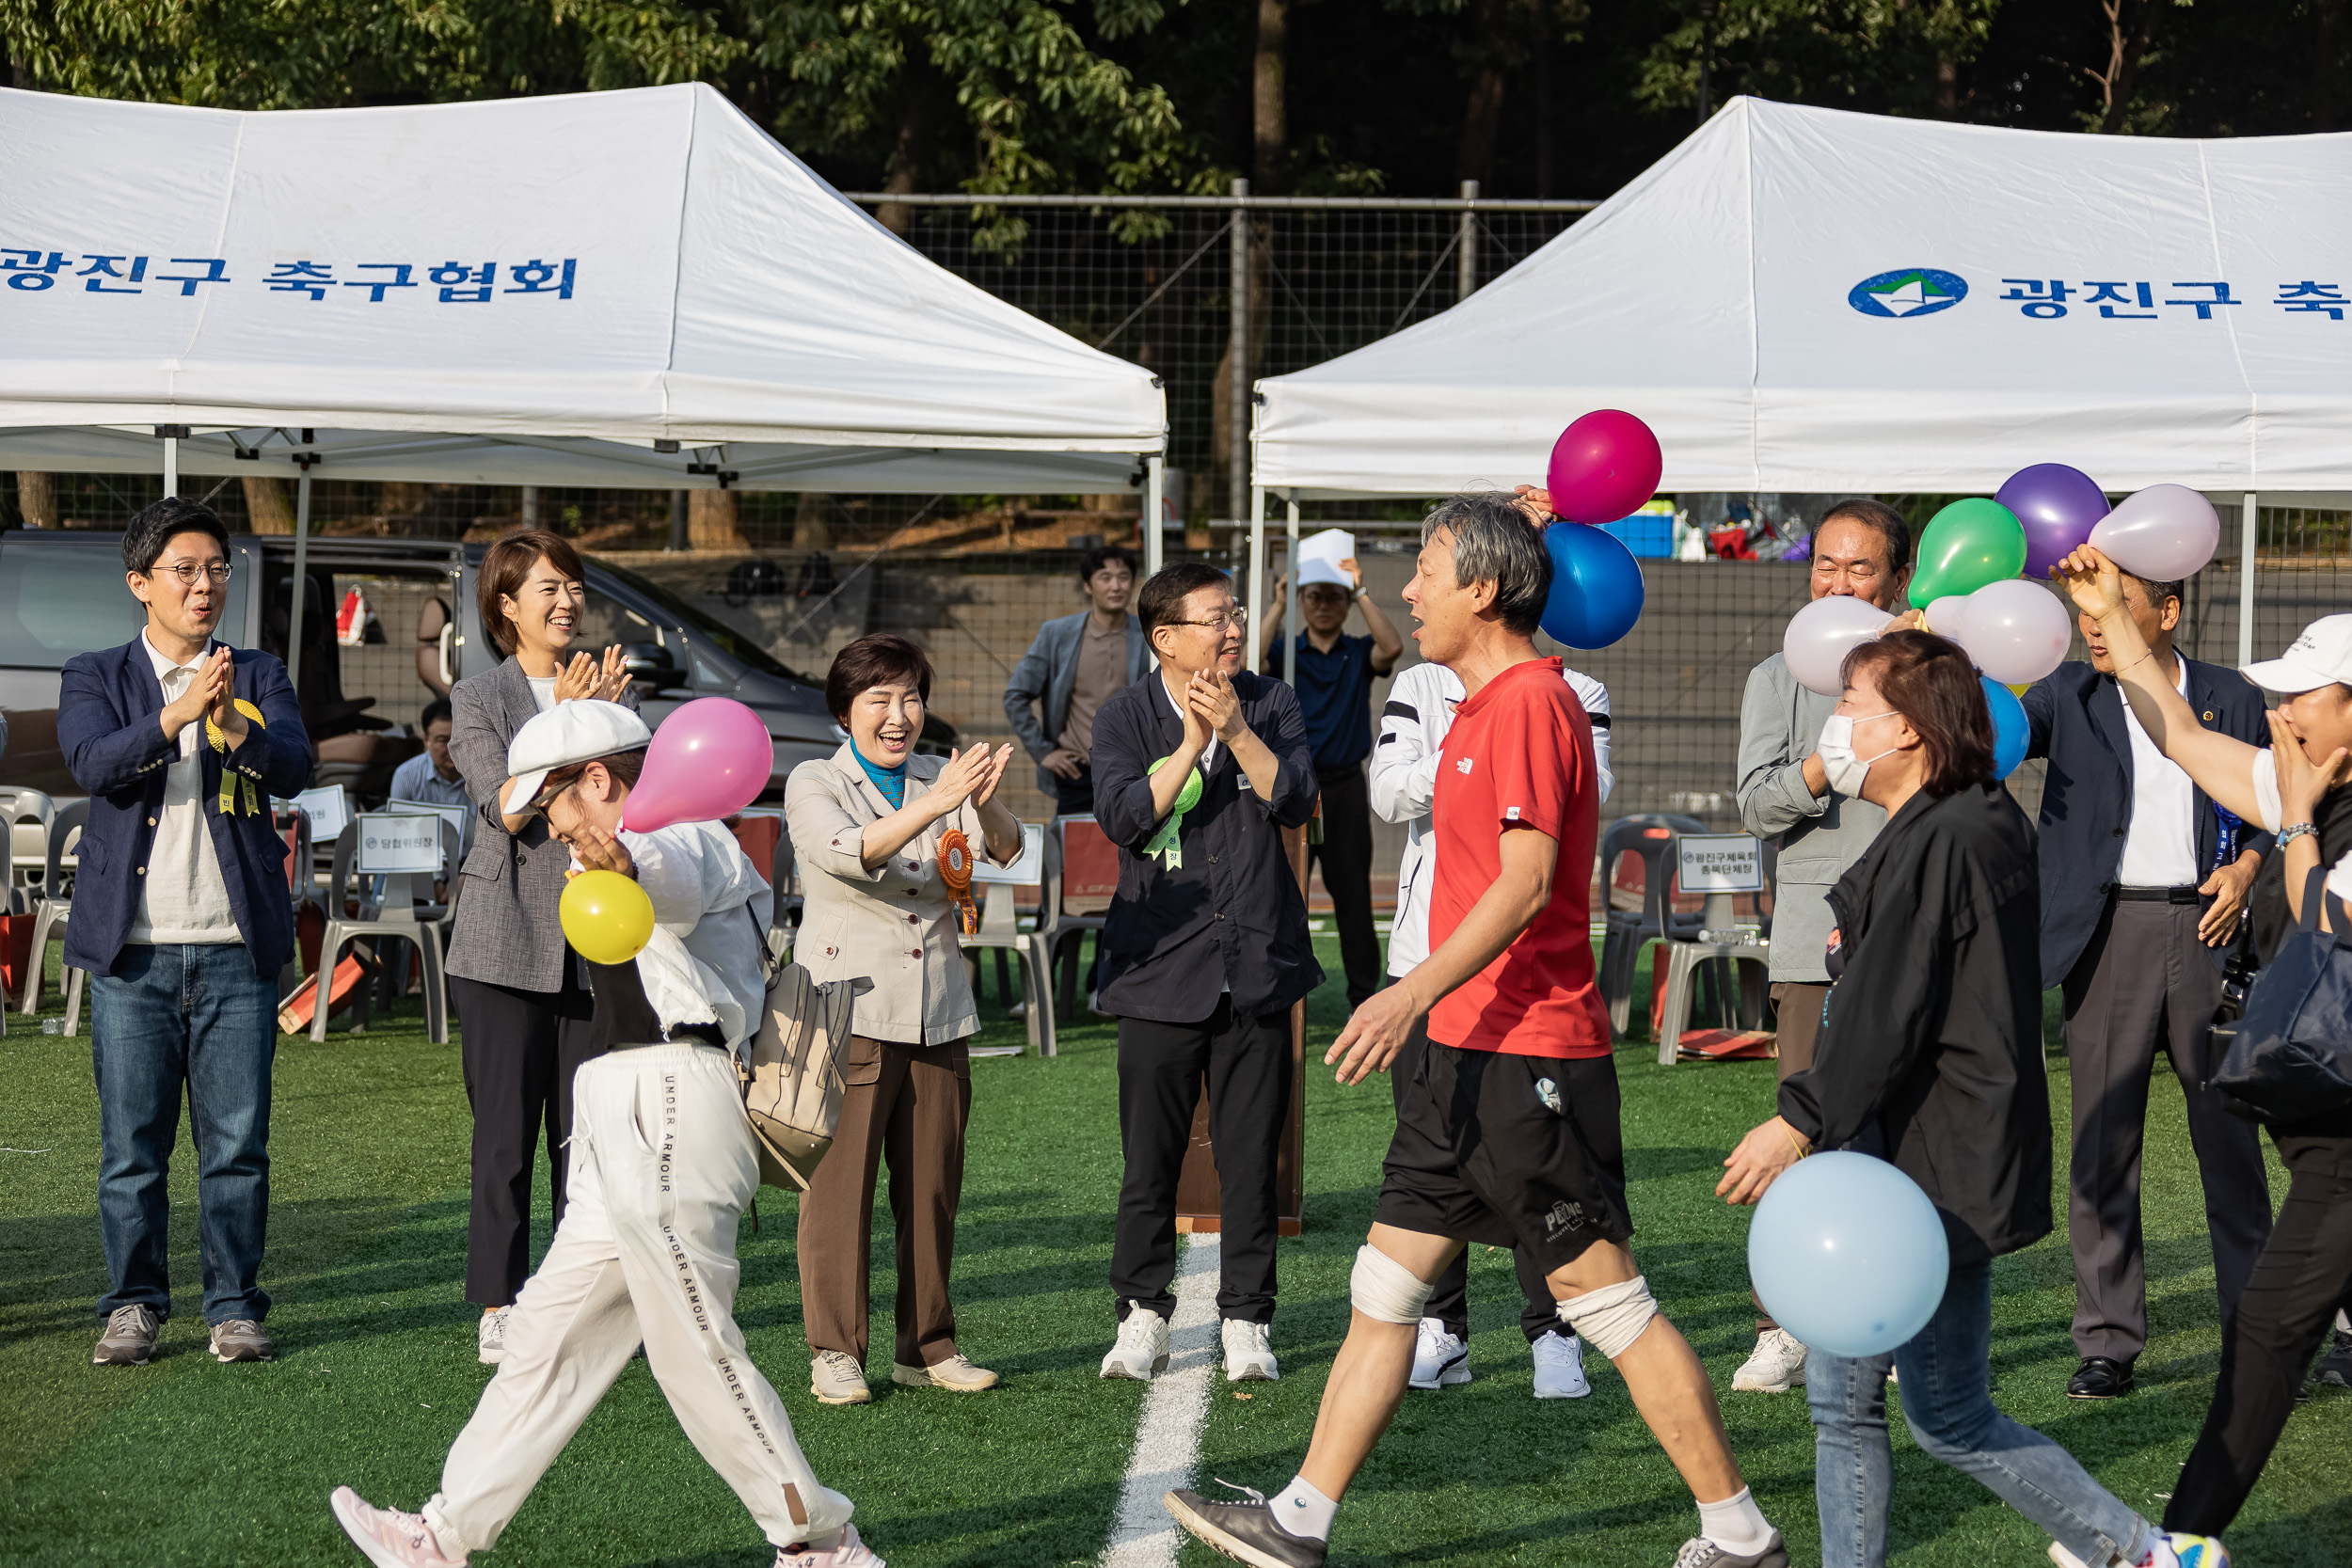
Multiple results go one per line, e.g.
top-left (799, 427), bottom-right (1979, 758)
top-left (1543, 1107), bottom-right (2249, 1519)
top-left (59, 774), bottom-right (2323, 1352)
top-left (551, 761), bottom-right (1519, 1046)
top-left (1600, 515), bottom-right (1675, 558)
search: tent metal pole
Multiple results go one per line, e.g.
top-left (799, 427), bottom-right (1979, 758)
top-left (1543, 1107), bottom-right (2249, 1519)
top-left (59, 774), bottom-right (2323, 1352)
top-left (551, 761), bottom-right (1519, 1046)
top-left (1283, 496), bottom-right (1301, 663)
top-left (288, 471), bottom-right (312, 696)
top-left (1457, 181), bottom-right (1479, 301)
top-left (1143, 455), bottom-right (1165, 577)
top-left (1228, 178), bottom-right (1250, 532)
top-left (163, 436), bottom-right (178, 499)
top-left (2239, 490), bottom-right (2258, 668)
top-left (1248, 484), bottom-right (1267, 671)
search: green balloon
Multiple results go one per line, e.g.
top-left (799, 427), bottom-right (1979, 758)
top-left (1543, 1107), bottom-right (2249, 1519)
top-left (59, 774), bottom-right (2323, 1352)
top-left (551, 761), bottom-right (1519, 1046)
top-left (1150, 755), bottom-right (1203, 814)
top-left (1909, 498), bottom-right (2028, 610)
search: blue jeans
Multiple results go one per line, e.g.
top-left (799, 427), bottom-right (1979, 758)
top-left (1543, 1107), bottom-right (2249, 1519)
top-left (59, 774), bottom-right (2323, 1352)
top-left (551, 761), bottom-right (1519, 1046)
top-left (91, 942), bottom-right (278, 1324)
top-left (1808, 1259), bottom-right (2156, 1568)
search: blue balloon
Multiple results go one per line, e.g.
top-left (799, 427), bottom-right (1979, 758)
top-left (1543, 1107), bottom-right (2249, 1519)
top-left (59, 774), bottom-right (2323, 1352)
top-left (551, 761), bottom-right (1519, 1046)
top-left (1982, 675), bottom-right (2027, 780)
top-left (1540, 521), bottom-right (1645, 648)
top-left (1749, 1151), bottom-right (1950, 1357)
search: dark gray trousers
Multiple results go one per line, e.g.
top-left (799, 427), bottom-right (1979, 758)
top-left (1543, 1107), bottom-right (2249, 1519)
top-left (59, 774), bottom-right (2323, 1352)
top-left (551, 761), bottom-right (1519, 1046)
top-left (2061, 898), bottom-right (2273, 1362)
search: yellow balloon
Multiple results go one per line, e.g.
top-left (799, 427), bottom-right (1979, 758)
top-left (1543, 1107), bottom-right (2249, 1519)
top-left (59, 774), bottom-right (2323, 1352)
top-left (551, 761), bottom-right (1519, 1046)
top-left (2008, 682), bottom-right (2032, 696)
top-left (561, 870), bottom-right (656, 964)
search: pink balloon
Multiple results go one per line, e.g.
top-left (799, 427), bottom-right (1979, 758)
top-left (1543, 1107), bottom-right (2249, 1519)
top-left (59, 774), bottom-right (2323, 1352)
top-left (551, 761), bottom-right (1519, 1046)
top-left (1950, 579), bottom-right (2073, 686)
top-left (621, 697), bottom-right (773, 832)
top-left (1783, 594), bottom-right (1894, 696)
top-left (1547, 409), bottom-right (1664, 526)
top-left (2087, 483), bottom-right (2220, 581)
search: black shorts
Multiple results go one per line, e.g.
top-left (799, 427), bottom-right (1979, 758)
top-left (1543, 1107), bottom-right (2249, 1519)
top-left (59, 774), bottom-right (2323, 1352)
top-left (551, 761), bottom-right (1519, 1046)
top-left (1375, 1025), bottom-right (1633, 1275)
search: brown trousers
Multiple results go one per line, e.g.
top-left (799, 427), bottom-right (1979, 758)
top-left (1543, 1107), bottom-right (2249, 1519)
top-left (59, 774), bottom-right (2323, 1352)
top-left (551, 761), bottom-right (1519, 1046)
top-left (797, 1034), bottom-right (972, 1367)
top-left (1756, 981), bottom-right (1831, 1332)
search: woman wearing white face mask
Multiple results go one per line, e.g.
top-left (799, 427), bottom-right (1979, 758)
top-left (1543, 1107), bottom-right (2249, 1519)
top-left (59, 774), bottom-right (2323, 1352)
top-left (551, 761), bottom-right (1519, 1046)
top-left (1717, 629), bottom-right (2219, 1568)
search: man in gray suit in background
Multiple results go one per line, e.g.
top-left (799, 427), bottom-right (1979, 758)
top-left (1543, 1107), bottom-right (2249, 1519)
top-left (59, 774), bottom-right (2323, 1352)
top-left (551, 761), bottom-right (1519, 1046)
top-left (1004, 545), bottom-right (1149, 817)
top-left (1730, 498), bottom-right (1913, 1396)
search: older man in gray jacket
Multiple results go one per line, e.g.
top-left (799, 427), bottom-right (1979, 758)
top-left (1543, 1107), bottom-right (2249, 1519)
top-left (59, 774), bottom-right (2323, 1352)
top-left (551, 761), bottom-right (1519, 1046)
top-left (1730, 498), bottom-right (1912, 1395)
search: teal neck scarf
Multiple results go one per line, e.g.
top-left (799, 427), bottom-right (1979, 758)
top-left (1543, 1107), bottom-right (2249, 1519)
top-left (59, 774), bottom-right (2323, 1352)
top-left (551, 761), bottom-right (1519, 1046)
top-left (851, 743), bottom-right (908, 810)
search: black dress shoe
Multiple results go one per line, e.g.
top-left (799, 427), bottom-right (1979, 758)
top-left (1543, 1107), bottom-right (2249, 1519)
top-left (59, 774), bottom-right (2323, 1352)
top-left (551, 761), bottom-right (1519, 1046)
top-left (2068, 1355), bottom-right (2136, 1399)
top-left (1165, 1486), bottom-right (1327, 1568)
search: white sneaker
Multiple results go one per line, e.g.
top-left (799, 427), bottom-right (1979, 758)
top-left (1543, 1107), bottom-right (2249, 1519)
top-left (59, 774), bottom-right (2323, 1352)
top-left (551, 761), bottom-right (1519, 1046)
top-left (1221, 1319), bottom-right (1279, 1382)
top-left (1531, 1329), bottom-right (1592, 1399)
top-left (1101, 1302), bottom-right (1169, 1381)
top-left (330, 1486), bottom-right (468, 1567)
top-left (1732, 1328), bottom-right (1809, 1393)
top-left (810, 1350), bottom-right (873, 1405)
top-left (476, 1307), bottom-right (511, 1367)
top-left (777, 1522), bottom-right (885, 1568)
top-left (892, 1353), bottom-right (999, 1392)
top-left (1409, 1317), bottom-right (1470, 1389)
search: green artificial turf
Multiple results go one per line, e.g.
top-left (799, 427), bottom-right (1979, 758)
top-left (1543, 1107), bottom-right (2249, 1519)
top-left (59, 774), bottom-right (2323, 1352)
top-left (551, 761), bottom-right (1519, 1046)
top-left (2, 938), bottom-right (2347, 1567)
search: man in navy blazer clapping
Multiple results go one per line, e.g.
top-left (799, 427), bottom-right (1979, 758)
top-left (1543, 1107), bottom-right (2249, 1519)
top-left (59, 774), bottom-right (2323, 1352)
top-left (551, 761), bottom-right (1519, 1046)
top-left (2023, 567), bottom-right (2272, 1402)
top-left (1090, 562), bottom-right (1322, 1387)
top-left (61, 499), bottom-right (311, 1370)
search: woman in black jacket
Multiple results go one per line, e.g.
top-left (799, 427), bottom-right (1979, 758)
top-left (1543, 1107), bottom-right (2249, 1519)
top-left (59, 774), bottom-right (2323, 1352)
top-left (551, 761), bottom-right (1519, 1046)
top-left (1720, 630), bottom-right (2209, 1568)
top-left (2056, 547), bottom-right (2352, 1545)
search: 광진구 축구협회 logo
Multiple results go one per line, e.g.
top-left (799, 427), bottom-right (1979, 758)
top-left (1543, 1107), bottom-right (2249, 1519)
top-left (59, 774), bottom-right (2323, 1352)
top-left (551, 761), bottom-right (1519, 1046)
top-left (1849, 268), bottom-right (1968, 318)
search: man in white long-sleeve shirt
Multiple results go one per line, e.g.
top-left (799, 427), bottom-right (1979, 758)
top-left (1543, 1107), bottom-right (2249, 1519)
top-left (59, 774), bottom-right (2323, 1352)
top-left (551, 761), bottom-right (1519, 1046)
top-left (1369, 655), bottom-right (1613, 1399)
top-left (331, 701), bottom-right (882, 1568)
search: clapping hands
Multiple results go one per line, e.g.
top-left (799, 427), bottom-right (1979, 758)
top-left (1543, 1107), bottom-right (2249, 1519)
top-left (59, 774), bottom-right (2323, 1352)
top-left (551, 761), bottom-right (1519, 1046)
top-left (554, 644), bottom-right (633, 704)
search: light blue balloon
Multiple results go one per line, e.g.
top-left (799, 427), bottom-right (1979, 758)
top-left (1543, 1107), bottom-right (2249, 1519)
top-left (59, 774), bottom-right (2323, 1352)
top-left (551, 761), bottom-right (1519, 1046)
top-left (1981, 675), bottom-right (2028, 780)
top-left (1747, 1150), bottom-right (1950, 1357)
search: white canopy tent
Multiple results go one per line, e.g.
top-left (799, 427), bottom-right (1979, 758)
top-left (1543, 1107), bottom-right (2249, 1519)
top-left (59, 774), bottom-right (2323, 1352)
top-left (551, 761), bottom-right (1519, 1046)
top-left (1249, 95), bottom-right (2352, 663)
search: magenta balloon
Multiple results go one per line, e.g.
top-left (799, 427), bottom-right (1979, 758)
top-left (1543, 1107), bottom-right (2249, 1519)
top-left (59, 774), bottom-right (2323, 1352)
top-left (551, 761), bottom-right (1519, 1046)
top-left (1546, 409), bottom-right (1664, 526)
top-left (2089, 483), bottom-right (2222, 580)
top-left (621, 697), bottom-right (773, 832)
top-left (1952, 579), bottom-right (2073, 686)
top-left (1783, 594), bottom-right (1892, 697)
top-left (1995, 463), bottom-right (2110, 580)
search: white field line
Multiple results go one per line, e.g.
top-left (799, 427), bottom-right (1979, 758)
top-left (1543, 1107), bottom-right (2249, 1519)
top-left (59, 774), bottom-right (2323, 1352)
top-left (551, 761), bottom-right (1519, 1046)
top-left (1098, 1232), bottom-right (1223, 1568)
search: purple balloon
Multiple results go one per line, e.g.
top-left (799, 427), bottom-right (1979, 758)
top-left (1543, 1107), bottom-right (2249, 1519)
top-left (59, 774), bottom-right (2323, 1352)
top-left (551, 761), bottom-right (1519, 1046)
top-left (1996, 463), bottom-right (2111, 579)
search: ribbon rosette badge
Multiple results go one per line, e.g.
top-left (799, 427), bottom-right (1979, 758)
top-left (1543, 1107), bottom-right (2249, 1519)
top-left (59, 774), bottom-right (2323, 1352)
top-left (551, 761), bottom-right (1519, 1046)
top-left (939, 829), bottom-right (980, 935)
top-left (1142, 755), bottom-right (1203, 870)
top-left (208, 699), bottom-right (268, 816)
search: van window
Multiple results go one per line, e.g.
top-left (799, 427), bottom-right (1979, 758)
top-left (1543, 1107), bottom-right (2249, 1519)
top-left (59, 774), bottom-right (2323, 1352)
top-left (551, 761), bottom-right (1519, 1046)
top-left (590, 558), bottom-right (806, 683)
top-left (0, 541), bottom-right (161, 667)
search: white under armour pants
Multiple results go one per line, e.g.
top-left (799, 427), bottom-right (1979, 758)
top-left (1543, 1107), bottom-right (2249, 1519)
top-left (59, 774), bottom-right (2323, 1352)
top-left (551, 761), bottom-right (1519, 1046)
top-left (422, 1044), bottom-right (852, 1556)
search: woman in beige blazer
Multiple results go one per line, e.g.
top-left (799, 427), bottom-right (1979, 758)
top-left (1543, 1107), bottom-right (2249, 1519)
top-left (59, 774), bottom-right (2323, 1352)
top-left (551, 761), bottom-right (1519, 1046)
top-left (786, 634), bottom-right (1021, 1408)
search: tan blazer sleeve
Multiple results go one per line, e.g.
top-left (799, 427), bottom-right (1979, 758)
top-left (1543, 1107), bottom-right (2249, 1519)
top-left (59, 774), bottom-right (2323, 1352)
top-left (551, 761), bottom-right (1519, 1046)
top-left (785, 763), bottom-right (887, 884)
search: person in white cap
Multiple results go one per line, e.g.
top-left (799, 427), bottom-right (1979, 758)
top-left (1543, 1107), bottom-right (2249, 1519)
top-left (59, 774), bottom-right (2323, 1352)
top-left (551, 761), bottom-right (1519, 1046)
top-left (2056, 546), bottom-right (2352, 1556)
top-left (329, 701), bottom-right (883, 1568)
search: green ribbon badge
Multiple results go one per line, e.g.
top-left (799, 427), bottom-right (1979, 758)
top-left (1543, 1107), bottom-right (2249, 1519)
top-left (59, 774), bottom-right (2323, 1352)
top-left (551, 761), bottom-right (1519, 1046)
top-left (1142, 754), bottom-right (1203, 869)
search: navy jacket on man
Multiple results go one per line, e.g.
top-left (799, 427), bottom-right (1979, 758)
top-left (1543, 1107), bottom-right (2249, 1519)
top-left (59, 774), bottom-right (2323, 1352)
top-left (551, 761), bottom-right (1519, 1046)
top-left (2022, 656), bottom-right (2273, 990)
top-left (1091, 670), bottom-right (1323, 1022)
top-left (59, 639), bottom-right (312, 979)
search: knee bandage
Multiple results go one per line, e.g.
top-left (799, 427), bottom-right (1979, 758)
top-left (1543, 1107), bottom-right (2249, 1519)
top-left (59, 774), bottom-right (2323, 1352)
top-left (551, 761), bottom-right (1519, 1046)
top-left (1559, 1274), bottom-right (1660, 1360)
top-left (1350, 1243), bottom-right (1435, 1324)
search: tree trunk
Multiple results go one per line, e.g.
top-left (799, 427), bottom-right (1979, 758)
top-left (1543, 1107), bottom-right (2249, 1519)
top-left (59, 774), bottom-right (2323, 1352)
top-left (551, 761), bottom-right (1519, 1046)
top-left (1254, 0), bottom-right (1288, 193)
top-left (15, 471), bottom-right (56, 529)
top-left (1456, 66), bottom-right (1507, 187)
top-left (876, 52), bottom-right (943, 236)
top-left (242, 476), bottom-right (296, 533)
top-left (2318, 0), bottom-right (2347, 131)
top-left (1937, 52), bottom-right (1958, 116)
top-left (690, 488), bottom-right (749, 551)
top-left (2093, 0), bottom-right (2167, 133)
top-left (792, 491), bottom-right (832, 550)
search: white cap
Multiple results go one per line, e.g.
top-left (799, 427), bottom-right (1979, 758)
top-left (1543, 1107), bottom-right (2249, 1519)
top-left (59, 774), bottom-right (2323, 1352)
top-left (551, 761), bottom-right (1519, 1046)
top-left (2243, 614), bottom-right (2352, 695)
top-left (505, 700), bottom-right (654, 811)
top-left (1296, 557), bottom-right (1354, 590)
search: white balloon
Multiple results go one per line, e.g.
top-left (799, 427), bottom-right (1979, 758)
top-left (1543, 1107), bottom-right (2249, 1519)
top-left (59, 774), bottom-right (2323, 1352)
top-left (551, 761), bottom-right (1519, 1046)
top-left (2088, 483), bottom-right (2220, 580)
top-left (1783, 594), bottom-right (1894, 696)
top-left (1953, 578), bottom-right (2073, 686)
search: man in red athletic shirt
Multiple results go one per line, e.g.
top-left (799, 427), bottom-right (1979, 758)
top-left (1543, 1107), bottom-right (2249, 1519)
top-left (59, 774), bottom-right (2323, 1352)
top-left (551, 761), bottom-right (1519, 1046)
top-left (1165, 495), bottom-right (1782, 1568)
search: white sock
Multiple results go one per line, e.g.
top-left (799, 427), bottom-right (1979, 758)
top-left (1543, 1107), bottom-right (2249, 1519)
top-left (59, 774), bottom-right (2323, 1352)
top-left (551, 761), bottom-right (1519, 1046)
top-left (1696, 1487), bottom-right (1774, 1557)
top-left (1269, 1477), bottom-right (1338, 1543)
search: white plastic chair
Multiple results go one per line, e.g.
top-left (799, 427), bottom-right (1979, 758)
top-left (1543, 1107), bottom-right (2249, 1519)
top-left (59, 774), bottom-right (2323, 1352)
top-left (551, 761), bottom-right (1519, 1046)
top-left (312, 815), bottom-right (456, 1043)
top-left (19, 800), bottom-right (87, 1030)
top-left (2, 787), bottom-right (56, 897)
top-left (959, 823), bottom-right (1055, 1057)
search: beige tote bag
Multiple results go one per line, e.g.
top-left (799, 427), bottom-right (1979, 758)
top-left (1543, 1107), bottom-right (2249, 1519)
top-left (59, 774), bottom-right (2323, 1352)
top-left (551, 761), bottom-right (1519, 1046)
top-left (739, 964), bottom-right (869, 1192)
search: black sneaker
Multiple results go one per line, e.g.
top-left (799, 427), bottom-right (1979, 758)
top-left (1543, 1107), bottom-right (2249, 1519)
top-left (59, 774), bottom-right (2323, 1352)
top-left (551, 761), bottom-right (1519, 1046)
top-left (1165, 1483), bottom-right (1327, 1568)
top-left (2313, 1328), bottom-right (2352, 1389)
top-left (2067, 1355), bottom-right (2136, 1400)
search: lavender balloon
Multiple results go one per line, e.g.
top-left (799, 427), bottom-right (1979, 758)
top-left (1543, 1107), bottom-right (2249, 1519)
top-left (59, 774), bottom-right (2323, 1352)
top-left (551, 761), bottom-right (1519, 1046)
top-left (2090, 483), bottom-right (2223, 581)
top-left (1996, 463), bottom-right (2110, 579)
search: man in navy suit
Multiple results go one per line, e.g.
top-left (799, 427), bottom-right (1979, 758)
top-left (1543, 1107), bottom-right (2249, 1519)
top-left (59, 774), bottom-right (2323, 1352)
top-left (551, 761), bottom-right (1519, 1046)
top-left (1090, 562), bottom-right (1322, 1387)
top-left (61, 498), bottom-right (311, 1369)
top-left (2023, 568), bottom-right (2272, 1402)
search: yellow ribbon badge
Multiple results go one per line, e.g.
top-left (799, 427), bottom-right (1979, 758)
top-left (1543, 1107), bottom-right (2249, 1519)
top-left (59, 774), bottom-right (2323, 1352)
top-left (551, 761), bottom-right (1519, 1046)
top-left (208, 699), bottom-right (267, 817)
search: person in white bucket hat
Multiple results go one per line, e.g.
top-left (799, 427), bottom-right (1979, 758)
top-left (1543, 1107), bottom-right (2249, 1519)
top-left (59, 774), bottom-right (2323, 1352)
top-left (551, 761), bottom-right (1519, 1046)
top-left (2056, 548), bottom-right (2352, 1555)
top-left (330, 701), bottom-right (885, 1568)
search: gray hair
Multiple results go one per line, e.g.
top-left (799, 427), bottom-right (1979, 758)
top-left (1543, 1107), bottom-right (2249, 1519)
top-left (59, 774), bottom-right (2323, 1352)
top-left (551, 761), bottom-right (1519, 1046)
top-left (1421, 493), bottom-right (1553, 636)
